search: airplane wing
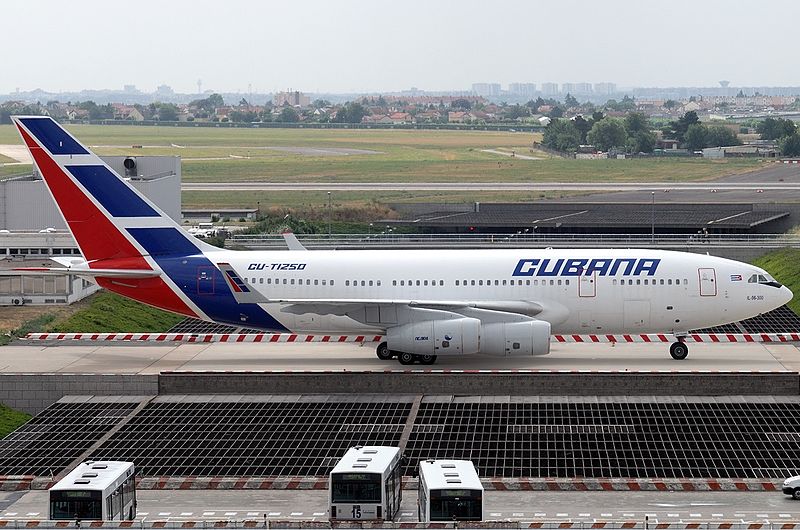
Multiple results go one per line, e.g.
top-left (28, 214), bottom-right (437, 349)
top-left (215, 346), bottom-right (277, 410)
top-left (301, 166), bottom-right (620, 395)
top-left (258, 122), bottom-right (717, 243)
top-left (275, 298), bottom-right (543, 317)
top-left (282, 231), bottom-right (308, 251)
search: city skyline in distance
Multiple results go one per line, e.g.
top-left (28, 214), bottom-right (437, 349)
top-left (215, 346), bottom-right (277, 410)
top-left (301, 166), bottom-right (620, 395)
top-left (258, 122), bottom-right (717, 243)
top-left (3, 0), bottom-right (798, 95)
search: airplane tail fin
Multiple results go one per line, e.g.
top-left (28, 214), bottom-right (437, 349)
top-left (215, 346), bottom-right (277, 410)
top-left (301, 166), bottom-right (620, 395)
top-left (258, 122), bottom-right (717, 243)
top-left (11, 116), bottom-right (217, 317)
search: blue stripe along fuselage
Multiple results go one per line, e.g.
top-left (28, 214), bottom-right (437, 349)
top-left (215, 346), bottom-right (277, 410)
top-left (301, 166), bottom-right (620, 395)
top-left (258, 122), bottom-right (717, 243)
top-left (19, 118), bottom-right (90, 155)
top-left (67, 165), bottom-right (161, 218)
top-left (126, 227), bottom-right (288, 331)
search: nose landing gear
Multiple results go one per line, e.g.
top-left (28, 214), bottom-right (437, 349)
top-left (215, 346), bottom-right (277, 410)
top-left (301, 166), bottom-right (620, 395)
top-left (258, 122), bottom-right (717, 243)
top-left (669, 341), bottom-right (689, 360)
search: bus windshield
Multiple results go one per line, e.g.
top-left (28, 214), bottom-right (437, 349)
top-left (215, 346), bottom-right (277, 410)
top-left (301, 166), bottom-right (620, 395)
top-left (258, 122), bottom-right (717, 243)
top-left (50, 490), bottom-right (102, 520)
top-left (331, 473), bottom-right (382, 503)
top-left (430, 489), bottom-right (482, 521)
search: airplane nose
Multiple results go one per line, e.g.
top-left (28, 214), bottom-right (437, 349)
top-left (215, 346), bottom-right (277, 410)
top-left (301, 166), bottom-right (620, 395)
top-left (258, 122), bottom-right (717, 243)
top-left (781, 285), bottom-right (794, 306)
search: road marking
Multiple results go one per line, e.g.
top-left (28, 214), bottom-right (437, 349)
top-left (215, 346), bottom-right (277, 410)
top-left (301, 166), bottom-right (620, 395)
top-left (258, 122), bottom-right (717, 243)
top-left (668, 513), bottom-right (679, 517)
top-left (690, 514), bottom-right (702, 518)
top-left (557, 513), bottom-right (568, 517)
top-left (181, 512), bottom-right (193, 516)
top-left (623, 513), bottom-right (635, 517)
top-left (313, 513), bottom-right (326, 516)
top-left (513, 513), bottom-right (524, 517)
top-left (138, 513), bottom-right (149, 516)
top-left (290, 512), bottom-right (303, 516)
top-left (780, 514), bottom-right (791, 518)
top-left (25, 513), bottom-right (39, 516)
top-left (158, 512), bottom-right (171, 516)
top-left (203, 512), bottom-right (215, 516)
top-left (224, 512), bottom-right (237, 516)
top-left (601, 513), bottom-right (612, 517)
top-left (402, 512), bottom-right (414, 517)
top-left (491, 513), bottom-right (502, 517)
top-left (712, 514), bottom-right (723, 517)
top-left (4, 513), bottom-right (17, 517)
top-left (758, 514), bottom-right (769, 518)
top-left (247, 512), bottom-right (260, 516)
top-left (268, 512), bottom-right (281, 516)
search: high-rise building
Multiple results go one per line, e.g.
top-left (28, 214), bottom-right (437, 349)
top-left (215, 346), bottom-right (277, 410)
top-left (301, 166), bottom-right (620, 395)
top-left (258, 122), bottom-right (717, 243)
top-left (562, 82), bottom-right (592, 95)
top-left (471, 83), bottom-right (501, 97)
top-left (594, 82), bottom-right (617, 95)
top-left (273, 90), bottom-right (311, 107)
top-left (541, 82), bottom-right (559, 96)
top-left (509, 83), bottom-right (537, 97)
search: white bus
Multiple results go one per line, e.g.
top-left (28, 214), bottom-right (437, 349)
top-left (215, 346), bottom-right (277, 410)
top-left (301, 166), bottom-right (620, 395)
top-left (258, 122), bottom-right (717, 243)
top-left (49, 461), bottom-right (137, 521)
top-left (418, 460), bottom-right (483, 522)
top-left (329, 446), bottom-right (402, 521)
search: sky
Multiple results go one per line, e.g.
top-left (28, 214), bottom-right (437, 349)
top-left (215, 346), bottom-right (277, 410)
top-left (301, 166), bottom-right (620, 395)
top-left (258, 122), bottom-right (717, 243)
top-left (3, 0), bottom-right (797, 94)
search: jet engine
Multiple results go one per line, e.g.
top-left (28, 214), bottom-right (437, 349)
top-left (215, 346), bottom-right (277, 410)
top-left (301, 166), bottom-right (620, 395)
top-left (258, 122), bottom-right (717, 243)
top-left (387, 317), bottom-right (481, 356)
top-left (480, 320), bottom-right (551, 356)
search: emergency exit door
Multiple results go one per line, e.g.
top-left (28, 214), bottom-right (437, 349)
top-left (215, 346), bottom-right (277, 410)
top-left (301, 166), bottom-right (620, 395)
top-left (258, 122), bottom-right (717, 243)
top-left (698, 268), bottom-right (717, 296)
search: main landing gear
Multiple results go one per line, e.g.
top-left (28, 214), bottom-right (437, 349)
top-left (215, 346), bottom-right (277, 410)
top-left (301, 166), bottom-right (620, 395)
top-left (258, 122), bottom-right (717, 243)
top-left (670, 341), bottom-right (689, 360)
top-left (375, 342), bottom-right (437, 365)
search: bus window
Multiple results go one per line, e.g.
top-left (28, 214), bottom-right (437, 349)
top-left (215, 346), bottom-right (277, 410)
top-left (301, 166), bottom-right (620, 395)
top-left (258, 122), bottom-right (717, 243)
top-left (331, 473), bottom-right (381, 503)
top-left (430, 489), bottom-right (483, 521)
top-left (50, 490), bottom-right (102, 520)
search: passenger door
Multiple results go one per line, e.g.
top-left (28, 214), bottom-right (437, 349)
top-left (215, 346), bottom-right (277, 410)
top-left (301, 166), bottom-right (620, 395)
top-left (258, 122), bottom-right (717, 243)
top-left (698, 268), bottom-right (717, 297)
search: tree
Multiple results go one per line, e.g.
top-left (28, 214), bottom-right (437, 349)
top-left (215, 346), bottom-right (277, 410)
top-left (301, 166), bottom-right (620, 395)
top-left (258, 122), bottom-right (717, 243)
top-left (156, 103), bottom-right (179, 122)
top-left (279, 107), bottom-right (299, 123)
top-left (547, 105), bottom-right (564, 118)
top-left (572, 115), bottom-right (592, 144)
top-left (627, 130), bottom-right (656, 153)
top-left (312, 99), bottom-right (331, 108)
top-left (586, 117), bottom-right (627, 151)
top-left (664, 111), bottom-right (700, 143)
top-left (624, 112), bottom-right (650, 135)
top-left (190, 93), bottom-right (223, 112)
top-left (450, 98), bottom-right (472, 110)
top-left (664, 99), bottom-right (678, 110)
top-left (505, 104), bottom-right (529, 120)
top-left (705, 126), bottom-right (741, 147)
top-left (779, 133), bottom-right (800, 157)
top-left (684, 123), bottom-right (708, 151)
top-left (542, 119), bottom-right (581, 152)
top-left (333, 102), bottom-right (367, 124)
top-left (757, 117), bottom-right (797, 141)
top-left (564, 93), bottom-right (578, 108)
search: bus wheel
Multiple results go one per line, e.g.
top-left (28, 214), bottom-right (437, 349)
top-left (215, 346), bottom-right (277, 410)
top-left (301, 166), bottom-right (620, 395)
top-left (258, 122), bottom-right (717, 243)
top-left (670, 341), bottom-right (688, 360)
top-left (376, 341), bottom-right (393, 360)
top-left (418, 355), bottom-right (437, 365)
top-left (398, 352), bottom-right (416, 365)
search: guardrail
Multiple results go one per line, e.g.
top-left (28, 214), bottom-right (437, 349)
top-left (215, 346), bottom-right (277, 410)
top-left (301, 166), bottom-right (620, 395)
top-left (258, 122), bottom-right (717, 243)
top-left (226, 233), bottom-right (800, 250)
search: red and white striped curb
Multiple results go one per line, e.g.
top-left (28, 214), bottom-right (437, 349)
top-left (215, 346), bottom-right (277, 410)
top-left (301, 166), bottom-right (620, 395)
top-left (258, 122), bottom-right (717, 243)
top-left (2, 522), bottom-right (800, 529)
top-left (24, 332), bottom-right (800, 344)
top-left (129, 477), bottom-right (781, 492)
top-left (783, 159), bottom-right (800, 164)
top-left (24, 333), bottom-right (384, 343)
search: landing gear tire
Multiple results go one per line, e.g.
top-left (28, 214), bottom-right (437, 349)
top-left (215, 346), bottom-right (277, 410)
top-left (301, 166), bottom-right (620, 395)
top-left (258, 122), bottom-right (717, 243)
top-left (418, 354), bottom-right (437, 365)
top-left (398, 352), bottom-right (416, 365)
top-left (670, 341), bottom-right (689, 360)
top-left (376, 341), bottom-right (393, 360)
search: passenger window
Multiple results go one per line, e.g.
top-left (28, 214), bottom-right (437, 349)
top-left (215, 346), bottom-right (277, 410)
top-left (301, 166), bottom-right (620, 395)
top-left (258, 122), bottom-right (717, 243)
top-left (400, 280), bottom-right (404, 286)
top-left (533, 280), bottom-right (537, 286)
top-left (361, 280), bottom-right (366, 287)
top-left (439, 280), bottom-right (444, 286)
top-left (346, 280), bottom-right (350, 286)
top-left (330, 280), bottom-right (334, 286)
top-left (479, 280), bottom-right (483, 286)
top-left (527, 280), bottom-right (531, 286)
top-left (613, 279), bottom-right (617, 285)
top-left (259, 278), bottom-right (264, 284)
top-left (636, 279), bottom-right (640, 285)
top-left (660, 279), bottom-right (664, 285)
top-left (377, 280), bottom-right (381, 286)
top-left (369, 280), bottom-right (373, 286)
top-left (494, 280), bottom-right (499, 286)
top-left (322, 280), bottom-right (327, 285)
top-left (424, 280), bottom-right (428, 286)
top-left (455, 280), bottom-right (459, 286)
top-left (282, 279), bottom-right (287, 285)
top-left (549, 279), bottom-right (554, 286)
top-left (557, 279), bottom-right (562, 285)
top-left (314, 279), bottom-right (318, 285)
top-left (290, 279), bottom-right (295, 285)
top-left (267, 279), bottom-right (272, 285)
top-left (668, 279), bottom-right (672, 285)
top-left (683, 279), bottom-right (688, 285)
top-left (416, 280), bottom-right (420, 286)
top-left (502, 280), bottom-right (507, 286)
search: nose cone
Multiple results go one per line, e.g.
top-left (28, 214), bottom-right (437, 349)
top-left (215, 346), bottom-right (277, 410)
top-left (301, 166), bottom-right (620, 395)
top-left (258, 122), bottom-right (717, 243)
top-left (781, 285), bottom-right (794, 306)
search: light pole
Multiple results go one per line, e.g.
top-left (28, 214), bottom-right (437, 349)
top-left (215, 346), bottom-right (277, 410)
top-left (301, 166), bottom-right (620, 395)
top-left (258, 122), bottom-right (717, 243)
top-left (650, 191), bottom-right (655, 244)
top-left (327, 191), bottom-right (332, 237)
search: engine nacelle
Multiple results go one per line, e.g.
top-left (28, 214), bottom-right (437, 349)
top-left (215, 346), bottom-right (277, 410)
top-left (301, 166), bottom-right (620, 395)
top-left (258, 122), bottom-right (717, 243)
top-left (481, 320), bottom-right (551, 356)
top-left (387, 317), bottom-right (481, 356)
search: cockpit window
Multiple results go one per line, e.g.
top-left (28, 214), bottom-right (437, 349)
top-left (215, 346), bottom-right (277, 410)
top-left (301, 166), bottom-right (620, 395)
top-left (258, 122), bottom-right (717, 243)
top-left (748, 273), bottom-right (782, 288)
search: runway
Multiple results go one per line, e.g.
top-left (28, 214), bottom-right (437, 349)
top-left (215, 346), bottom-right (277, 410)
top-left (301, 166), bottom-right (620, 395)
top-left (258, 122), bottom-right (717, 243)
top-left (2, 340), bottom-right (799, 373)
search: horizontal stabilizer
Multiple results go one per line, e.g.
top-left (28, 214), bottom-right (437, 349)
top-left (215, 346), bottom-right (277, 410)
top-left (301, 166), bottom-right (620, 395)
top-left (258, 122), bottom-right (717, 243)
top-left (9, 267), bottom-right (161, 278)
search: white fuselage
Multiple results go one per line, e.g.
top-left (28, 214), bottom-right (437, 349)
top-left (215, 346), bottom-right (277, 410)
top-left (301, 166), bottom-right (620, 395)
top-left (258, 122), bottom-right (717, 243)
top-left (211, 247), bottom-right (791, 335)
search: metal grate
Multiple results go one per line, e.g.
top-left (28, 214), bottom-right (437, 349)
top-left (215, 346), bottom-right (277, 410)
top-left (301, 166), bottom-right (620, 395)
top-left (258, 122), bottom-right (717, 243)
top-left (740, 305), bottom-right (800, 334)
top-left (404, 398), bottom-right (800, 479)
top-left (0, 401), bottom-right (138, 476)
top-left (90, 397), bottom-right (411, 477)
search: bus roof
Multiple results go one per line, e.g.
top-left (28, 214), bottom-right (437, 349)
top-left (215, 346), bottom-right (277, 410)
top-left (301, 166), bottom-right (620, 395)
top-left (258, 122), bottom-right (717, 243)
top-left (419, 460), bottom-right (483, 491)
top-left (330, 446), bottom-right (400, 475)
top-left (50, 461), bottom-right (135, 492)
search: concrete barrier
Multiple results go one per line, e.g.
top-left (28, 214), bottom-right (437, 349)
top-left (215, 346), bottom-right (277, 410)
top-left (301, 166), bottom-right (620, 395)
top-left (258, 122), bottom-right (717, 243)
top-left (159, 371), bottom-right (799, 396)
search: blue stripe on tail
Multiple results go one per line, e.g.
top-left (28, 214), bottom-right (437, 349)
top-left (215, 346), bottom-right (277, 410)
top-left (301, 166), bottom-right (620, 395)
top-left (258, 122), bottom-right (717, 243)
top-left (127, 227), bottom-right (289, 332)
top-left (66, 165), bottom-right (161, 218)
top-left (19, 118), bottom-right (89, 155)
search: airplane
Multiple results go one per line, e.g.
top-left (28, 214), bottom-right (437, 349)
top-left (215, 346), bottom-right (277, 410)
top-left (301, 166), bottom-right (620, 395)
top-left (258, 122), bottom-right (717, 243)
top-left (10, 116), bottom-right (793, 365)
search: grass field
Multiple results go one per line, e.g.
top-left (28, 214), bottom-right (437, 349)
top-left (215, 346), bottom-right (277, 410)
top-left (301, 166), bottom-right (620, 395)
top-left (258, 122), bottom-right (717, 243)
top-left (47, 291), bottom-right (184, 333)
top-left (0, 124), bottom-right (763, 185)
top-left (0, 403), bottom-right (30, 438)
top-left (753, 248), bottom-right (800, 315)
